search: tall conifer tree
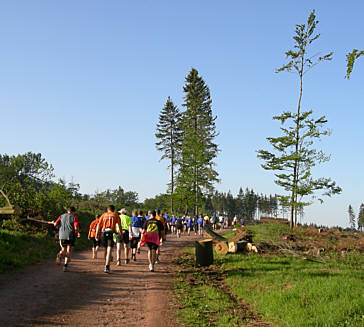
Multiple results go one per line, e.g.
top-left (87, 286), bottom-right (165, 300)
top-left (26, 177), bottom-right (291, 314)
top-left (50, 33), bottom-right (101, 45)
top-left (176, 68), bottom-right (219, 215)
top-left (348, 204), bottom-right (356, 230)
top-left (155, 97), bottom-right (183, 213)
top-left (358, 204), bottom-right (364, 231)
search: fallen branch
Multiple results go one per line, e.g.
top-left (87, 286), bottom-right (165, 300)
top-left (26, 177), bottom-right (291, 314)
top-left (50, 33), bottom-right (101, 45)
top-left (26, 216), bottom-right (52, 225)
top-left (267, 239), bottom-right (327, 263)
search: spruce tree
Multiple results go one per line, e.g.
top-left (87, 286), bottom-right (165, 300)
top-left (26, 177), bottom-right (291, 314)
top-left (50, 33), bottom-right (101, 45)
top-left (176, 68), bottom-right (219, 215)
top-left (155, 97), bottom-right (183, 213)
top-left (348, 204), bottom-right (356, 229)
top-left (257, 10), bottom-right (341, 229)
top-left (358, 204), bottom-right (364, 231)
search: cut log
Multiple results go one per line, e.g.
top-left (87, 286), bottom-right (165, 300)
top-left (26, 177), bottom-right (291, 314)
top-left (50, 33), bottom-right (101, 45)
top-left (195, 239), bottom-right (213, 266)
top-left (214, 241), bottom-right (229, 254)
top-left (203, 227), bottom-right (227, 243)
top-left (227, 229), bottom-right (253, 243)
top-left (0, 206), bottom-right (15, 215)
top-left (228, 240), bottom-right (248, 253)
top-left (228, 241), bottom-right (258, 253)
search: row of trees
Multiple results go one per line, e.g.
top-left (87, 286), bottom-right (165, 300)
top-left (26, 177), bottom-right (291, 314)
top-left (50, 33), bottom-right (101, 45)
top-left (143, 187), bottom-right (288, 220)
top-left (155, 68), bottom-right (219, 216)
top-left (348, 204), bottom-right (364, 231)
top-left (0, 152), bottom-right (79, 220)
top-left (0, 152), bottom-right (284, 221)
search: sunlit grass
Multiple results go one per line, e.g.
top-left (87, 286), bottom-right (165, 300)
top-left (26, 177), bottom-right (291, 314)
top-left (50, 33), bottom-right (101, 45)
top-left (174, 223), bottom-right (364, 326)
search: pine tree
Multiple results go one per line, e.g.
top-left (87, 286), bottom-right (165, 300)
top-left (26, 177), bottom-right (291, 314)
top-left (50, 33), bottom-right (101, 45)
top-left (358, 204), bottom-right (364, 231)
top-left (155, 97), bottom-right (183, 213)
top-left (257, 10), bottom-right (341, 229)
top-left (176, 68), bottom-right (219, 215)
top-left (348, 204), bottom-right (356, 229)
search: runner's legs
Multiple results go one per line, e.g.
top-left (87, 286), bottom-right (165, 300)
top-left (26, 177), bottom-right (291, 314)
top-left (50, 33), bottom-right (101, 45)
top-left (105, 245), bottom-right (112, 266)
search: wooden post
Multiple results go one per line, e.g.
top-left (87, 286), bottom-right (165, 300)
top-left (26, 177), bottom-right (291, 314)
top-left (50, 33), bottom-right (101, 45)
top-left (195, 239), bottom-right (213, 267)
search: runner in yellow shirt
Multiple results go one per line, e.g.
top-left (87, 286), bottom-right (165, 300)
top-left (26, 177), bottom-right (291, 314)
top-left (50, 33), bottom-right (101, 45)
top-left (116, 208), bottom-right (132, 265)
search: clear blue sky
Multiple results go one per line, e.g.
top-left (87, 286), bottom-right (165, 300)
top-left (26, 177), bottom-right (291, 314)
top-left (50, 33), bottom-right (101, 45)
top-left (1, 1), bottom-right (363, 227)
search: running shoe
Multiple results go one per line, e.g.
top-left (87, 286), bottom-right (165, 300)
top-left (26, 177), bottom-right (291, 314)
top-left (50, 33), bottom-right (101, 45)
top-left (137, 249), bottom-right (140, 254)
top-left (63, 266), bottom-right (68, 272)
top-left (116, 260), bottom-right (121, 266)
top-left (125, 259), bottom-right (130, 264)
top-left (104, 266), bottom-right (111, 274)
top-left (132, 255), bottom-right (136, 261)
top-left (155, 258), bottom-right (160, 264)
top-left (149, 264), bottom-right (154, 272)
top-left (56, 253), bottom-right (61, 265)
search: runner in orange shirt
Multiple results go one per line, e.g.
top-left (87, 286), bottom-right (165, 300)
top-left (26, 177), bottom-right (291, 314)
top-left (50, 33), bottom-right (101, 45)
top-left (95, 205), bottom-right (121, 273)
top-left (88, 214), bottom-right (101, 259)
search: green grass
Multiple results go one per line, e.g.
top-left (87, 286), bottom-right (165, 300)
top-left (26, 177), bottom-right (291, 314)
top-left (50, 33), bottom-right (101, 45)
top-left (0, 229), bottom-right (58, 273)
top-left (218, 224), bottom-right (364, 327)
top-left (175, 279), bottom-right (241, 327)
top-left (174, 224), bottom-right (364, 327)
top-left (244, 222), bottom-right (291, 243)
top-left (217, 252), bottom-right (364, 327)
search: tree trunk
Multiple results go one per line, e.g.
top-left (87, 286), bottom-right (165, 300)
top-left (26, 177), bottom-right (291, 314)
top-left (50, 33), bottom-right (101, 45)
top-left (291, 63), bottom-right (304, 230)
top-left (171, 149), bottom-right (174, 214)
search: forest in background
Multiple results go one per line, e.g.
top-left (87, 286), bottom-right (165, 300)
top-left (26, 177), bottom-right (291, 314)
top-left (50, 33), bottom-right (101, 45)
top-left (0, 151), bottom-right (284, 223)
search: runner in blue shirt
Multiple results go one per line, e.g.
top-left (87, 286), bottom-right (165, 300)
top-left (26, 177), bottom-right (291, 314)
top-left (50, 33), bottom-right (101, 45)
top-left (185, 216), bottom-right (192, 236)
top-left (130, 211), bottom-right (143, 261)
top-left (197, 215), bottom-right (204, 235)
top-left (170, 215), bottom-right (177, 235)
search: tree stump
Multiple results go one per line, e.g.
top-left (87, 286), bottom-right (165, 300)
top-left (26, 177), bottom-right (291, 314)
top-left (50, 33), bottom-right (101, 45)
top-left (195, 239), bottom-right (213, 266)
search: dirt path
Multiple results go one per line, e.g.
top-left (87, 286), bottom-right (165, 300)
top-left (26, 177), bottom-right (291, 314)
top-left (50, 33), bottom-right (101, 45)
top-left (0, 233), bottom-right (200, 327)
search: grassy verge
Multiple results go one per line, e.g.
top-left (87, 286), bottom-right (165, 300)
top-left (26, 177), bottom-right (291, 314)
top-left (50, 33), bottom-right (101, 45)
top-left (0, 209), bottom-right (93, 274)
top-left (220, 252), bottom-right (364, 327)
top-left (0, 229), bottom-right (58, 273)
top-left (174, 248), bottom-right (242, 327)
top-left (174, 224), bottom-right (364, 327)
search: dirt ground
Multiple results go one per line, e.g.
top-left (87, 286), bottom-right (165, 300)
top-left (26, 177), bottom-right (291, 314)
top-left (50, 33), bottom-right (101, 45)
top-left (0, 233), bottom-right (199, 327)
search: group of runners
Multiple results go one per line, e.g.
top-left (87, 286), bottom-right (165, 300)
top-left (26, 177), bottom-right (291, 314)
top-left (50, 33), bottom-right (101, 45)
top-left (50, 206), bottom-right (222, 274)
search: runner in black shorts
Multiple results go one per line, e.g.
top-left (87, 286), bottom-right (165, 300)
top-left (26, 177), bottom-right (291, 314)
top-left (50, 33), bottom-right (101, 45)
top-left (88, 214), bottom-right (101, 259)
top-left (95, 205), bottom-right (121, 274)
top-left (116, 208), bottom-right (132, 265)
top-left (146, 242), bottom-right (158, 250)
top-left (176, 216), bottom-right (183, 238)
top-left (61, 239), bottom-right (75, 247)
top-left (49, 207), bottom-right (80, 272)
top-left (130, 210), bottom-right (143, 261)
top-left (101, 230), bottom-right (114, 248)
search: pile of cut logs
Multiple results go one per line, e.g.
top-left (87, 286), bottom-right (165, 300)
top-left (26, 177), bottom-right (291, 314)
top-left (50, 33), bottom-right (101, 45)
top-left (203, 228), bottom-right (258, 255)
